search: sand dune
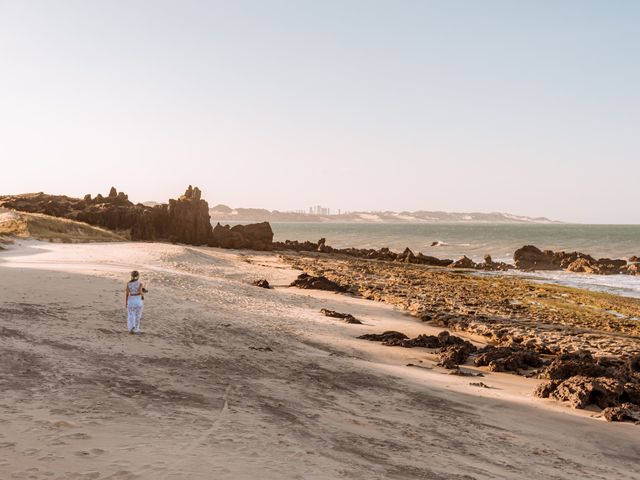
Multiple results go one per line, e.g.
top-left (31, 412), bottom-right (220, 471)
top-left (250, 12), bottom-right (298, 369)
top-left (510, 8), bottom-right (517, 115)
top-left (0, 208), bottom-right (125, 243)
top-left (0, 240), bottom-right (638, 479)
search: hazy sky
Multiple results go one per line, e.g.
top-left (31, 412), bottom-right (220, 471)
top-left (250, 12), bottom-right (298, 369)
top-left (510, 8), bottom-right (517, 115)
top-left (1, 1), bottom-right (638, 223)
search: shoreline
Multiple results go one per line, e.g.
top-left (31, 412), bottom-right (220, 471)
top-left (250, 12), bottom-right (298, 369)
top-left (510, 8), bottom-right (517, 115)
top-left (1, 240), bottom-right (640, 478)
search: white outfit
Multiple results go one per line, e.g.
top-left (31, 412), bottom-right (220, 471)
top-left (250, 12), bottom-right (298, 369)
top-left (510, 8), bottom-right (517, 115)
top-left (127, 280), bottom-right (144, 332)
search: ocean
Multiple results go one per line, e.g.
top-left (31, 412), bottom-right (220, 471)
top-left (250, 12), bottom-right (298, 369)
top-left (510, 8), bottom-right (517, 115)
top-left (265, 222), bottom-right (640, 298)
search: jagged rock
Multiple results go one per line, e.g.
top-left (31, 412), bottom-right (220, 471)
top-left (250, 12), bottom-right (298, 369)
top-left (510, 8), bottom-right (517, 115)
top-left (625, 264), bottom-right (640, 276)
top-left (209, 222), bottom-right (273, 250)
top-left (252, 279), bottom-right (270, 289)
top-left (549, 376), bottom-right (624, 409)
top-left (474, 346), bottom-right (543, 372)
top-left (514, 245), bottom-right (627, 275)
top-left (0, 186), bottom-right (213, 246)
top-left (437, 343), bottom-right (476, 369)
top-left (358, 331), bottom-right (409, 343)
top-left (397, 248), bottom-right (415, 263)
top-left (540, 352), bottom-right (610, 380)
top-left (513, 245), bottom-right (563, 270)
top-left (603, 403), bottom-right (640, 423)
top-left (289, 273), bottom-right (347, 292)
top-left (451, 256), bottom-right (476, 269)
top-left (319, 308), bottom-right (361, 324)
top-left (566, 257), bottom-right (626, 275)
top-left (167, 186), bottom-right (212, 245)
top-left (629, 256), bottom-right (640, 263)
top-left (534, 380), bottom-right (560, 398)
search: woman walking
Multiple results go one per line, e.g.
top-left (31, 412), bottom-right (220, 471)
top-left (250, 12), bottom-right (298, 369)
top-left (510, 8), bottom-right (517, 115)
top-left (125, 270), bottom-right (145, 334)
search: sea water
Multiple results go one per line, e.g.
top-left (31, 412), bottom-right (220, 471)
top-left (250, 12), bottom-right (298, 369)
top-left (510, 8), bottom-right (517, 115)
top-left (265, 222), bottom-right (640, 298)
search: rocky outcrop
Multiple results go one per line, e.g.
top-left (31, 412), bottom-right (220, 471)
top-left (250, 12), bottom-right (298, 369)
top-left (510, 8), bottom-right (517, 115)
top-left (565, 257), bottom-right (627, 275)
top-left (273, 239), bottom-right (455, 266)
top-left (513, 245), bottom-right (564, 270)
top-left (513, 245), bottom-right (630, 275)
top-left (167, 186), bottom-right (212, 245)
top-left (450, 256), bottom-right (476, 269)
top-left (0, 186), bottom-right (214, 246)
top-left (602, 403), bottom-right (640, 423)
top-left (209, 222), bottom-right (274, 250)
top-left (473, 346), bottom-right (543, 372)
top-left (534, 351), bottom-right (640, 420)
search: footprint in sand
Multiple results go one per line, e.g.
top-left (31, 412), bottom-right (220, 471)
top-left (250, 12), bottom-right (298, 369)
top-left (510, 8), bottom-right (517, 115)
top-left (64, 432), bottom-right (91, 440)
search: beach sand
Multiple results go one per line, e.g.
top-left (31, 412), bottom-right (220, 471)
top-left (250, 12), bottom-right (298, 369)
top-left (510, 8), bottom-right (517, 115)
top-left (0, 241), bottom-right (639, 479)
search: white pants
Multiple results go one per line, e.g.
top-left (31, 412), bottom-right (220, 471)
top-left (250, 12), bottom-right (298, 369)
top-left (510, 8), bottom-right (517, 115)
top-left (127, 298), bottom-right (143, 332)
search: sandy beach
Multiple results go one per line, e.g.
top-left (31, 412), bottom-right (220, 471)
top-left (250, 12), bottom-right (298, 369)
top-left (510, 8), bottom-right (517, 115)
top-left (0, 240), bottom-right (638, 480)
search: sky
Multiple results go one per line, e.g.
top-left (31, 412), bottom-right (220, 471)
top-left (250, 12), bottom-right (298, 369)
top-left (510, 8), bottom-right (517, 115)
top-left (0, 1), bottom-right (638, 223)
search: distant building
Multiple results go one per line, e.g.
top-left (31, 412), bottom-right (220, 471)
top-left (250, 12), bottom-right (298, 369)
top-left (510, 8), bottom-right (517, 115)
top-left (308, 205), bottom-right (330, 216)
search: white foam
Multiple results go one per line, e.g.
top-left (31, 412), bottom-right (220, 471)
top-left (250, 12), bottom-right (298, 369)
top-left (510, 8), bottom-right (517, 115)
top-left (480, 269), bottom-right (640, 299)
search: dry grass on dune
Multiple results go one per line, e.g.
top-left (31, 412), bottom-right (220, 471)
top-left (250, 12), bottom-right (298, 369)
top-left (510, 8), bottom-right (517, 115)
top-left (0, 208), bottom-right (125, 243)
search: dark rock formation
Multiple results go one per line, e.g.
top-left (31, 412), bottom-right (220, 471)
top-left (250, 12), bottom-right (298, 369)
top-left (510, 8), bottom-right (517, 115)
top-left (358, 329), bottom-right (476, 369)
top-left (602, 403), bottom-right (640, 423)
top-left (167, 186), bottom-right (212, 245)
top-left (272, 238), bottom-right (454, 266)
top-left (252, 279), bottom-right (271, 289)
top-left (0, 186), bottom-right (214, 246)
top-left (565, 257), bottom-right (627, 275)
top-left (437, 343), bottom-right (476, 369)
top-left (548, 376), bottom-right (624, 409)
top-left (209, 222), bottom-right (274, 250)
top-left (513, 245), bottom-right (564, 270)
top-left (358, 331), bottom-right (409, 343)
top-left (450, 256), bottom-right (476, 269)
top-left (289, 273), bottom-right (348, 292)
top-left (473, 346), bottom-right (543, 372)
top-left (513, 245), bottom-right (629, 275)
top-left (320, 308), bottom-right (362, 324)
top-left (540, 352), bottom-right (610, 380)
top-left (533, 351), bottom-right (640, 421)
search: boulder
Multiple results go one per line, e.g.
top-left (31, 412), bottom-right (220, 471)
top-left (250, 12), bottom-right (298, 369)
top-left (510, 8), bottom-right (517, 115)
top-left (602, 403), bottom-right (640, 423)
top-left (167, 186), bottom-right (212, 245)
top-left (209, 221), bottom-right (273, 250)
top-left (549, 376), bottom-right (624, 409)
top-left (513, 245), bottom-right (562, 270)
top-left (474, 346), bottom-right (543, 372)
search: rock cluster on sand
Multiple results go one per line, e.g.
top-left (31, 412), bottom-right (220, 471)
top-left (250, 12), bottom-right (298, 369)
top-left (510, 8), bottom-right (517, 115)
top-left (358, 330), bottom-right (478, 369)
top-left (514, 245), bottom-right (635, 275)
top-left (289, 273), bottom-right (348, 292)
top-left (534, 352), bottom-right (640, 419)
top-left (284, 254), bottom-right (640, 421)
